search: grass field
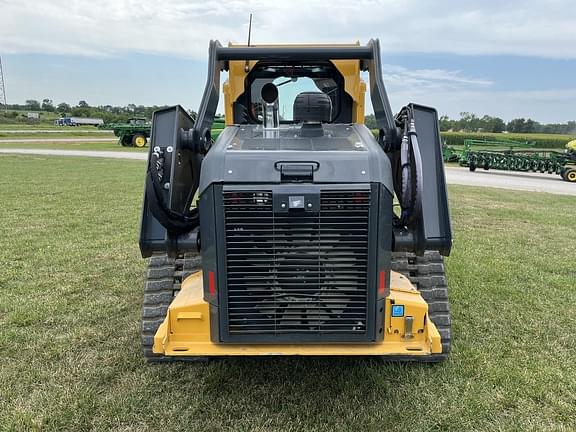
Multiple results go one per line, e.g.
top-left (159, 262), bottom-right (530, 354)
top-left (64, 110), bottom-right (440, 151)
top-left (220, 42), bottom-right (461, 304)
top-left (0, 120), bottom-right (116, 140)
top-left (0, 123), bottom-right (98, 130)
top-left (0, 141), bottom-right (145, 152)
top-left (1, 155), bottom-right (575, 431)
top-left (0, 131), bottom-right (114, 140)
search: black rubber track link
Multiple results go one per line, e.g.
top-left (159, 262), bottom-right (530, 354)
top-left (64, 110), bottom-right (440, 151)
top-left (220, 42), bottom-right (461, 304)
top-left (387, 250), bottom-right (451, 362)
top-left (141, 252), bottom-right (202, 363)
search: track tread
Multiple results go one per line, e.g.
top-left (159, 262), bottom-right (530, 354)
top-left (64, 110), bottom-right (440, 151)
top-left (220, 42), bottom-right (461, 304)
top-left (141, 252), bottom-right (202, 363)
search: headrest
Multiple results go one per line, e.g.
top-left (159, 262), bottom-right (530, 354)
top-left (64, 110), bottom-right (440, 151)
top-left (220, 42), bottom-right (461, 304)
top-left (293, 92), bottom-right (332, 123)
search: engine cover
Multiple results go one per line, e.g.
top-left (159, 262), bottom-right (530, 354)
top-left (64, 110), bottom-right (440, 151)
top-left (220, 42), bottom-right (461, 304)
top-left (198, 124), bottom-right (394, 343)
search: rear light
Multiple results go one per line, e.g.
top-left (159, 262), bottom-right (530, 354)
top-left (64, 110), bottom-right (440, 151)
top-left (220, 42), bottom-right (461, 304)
top-left (378, 270), bottom-right (386, 298)
top-left (208, 271), bottom-right (216, 296)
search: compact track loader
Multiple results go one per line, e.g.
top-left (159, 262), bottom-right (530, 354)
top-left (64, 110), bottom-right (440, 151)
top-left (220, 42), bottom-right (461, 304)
top-left (139, 40), bottom-right (452, 362)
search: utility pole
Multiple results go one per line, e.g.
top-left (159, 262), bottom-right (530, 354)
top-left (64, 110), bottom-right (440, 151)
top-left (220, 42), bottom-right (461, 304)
top-left (0, 56), bottom-right (7, 112)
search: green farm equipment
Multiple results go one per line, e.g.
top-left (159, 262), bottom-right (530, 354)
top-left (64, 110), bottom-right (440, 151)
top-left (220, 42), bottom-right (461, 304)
top-left (211, 116), bottom-right (225, 140)
top-left (459, 138), bottom-right (576, 182)
top-left (101, 115), bottom-right (225, 148)
top-left (101, 118), bottom-right (152, 148)
top-left (442, 142), bottom-right (460, 162)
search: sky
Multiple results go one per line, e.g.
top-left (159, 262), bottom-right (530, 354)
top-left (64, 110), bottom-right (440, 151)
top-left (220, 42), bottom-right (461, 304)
top-left (1, 0), bottom-right (575, 123)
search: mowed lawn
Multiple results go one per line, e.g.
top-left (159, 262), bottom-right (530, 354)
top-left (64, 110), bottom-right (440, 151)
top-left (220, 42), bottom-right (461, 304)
top-left (0, 140), bottom-right (147, 152)
top-left (0, 155), bottom-right (575, 431)
top-left (0, 131), bottom-right (115, 140)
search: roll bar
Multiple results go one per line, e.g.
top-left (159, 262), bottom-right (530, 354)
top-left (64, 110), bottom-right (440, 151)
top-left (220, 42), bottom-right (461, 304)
top-left (189, 39), bottom-right (397, 154)
top-left (215, 46), bottom-right (374, 61)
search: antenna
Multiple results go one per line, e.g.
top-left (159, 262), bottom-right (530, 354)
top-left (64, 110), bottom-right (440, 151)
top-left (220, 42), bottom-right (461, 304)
top-left (247, 13), bottom-right (253, 46)
top-left (0, 56), bottom-right (7, 113)
top-left (244, 13), bottom-right (253, 72)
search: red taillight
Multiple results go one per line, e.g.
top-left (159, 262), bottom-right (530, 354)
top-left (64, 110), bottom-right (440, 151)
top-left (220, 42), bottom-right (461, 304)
top-left (379, 271), bottom-right (386, 297)
top-left (209, 271), bottom-right (216, 296)
top-left (353, 192), bottom-right (367, 204)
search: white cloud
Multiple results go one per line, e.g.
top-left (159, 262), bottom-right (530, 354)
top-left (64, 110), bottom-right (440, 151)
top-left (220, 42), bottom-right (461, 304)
top-left (383, 64), bottom-right (493, 90)
top-left (364, 65), bottom-right (576, 122)
top-left (2, 0), bottom-right (575, 122)
top-left (1, 0), bottom-right (575, 59)
top-left (386, 87), bottom-right (576, 123)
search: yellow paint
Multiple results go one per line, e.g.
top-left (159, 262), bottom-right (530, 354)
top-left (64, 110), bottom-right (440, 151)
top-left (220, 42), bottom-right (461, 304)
top-left (222, 43), bottom-right (366, 125)
top-left (153, 271), bottom-right (442, 357)
top-left (176, 312), bottom-right (203, 320)
top-left (331, 59), bottom-right (366, 124)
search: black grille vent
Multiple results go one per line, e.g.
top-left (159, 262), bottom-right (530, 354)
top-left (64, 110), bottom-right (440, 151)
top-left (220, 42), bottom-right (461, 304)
top-left (223, 188), bottom-right (371, 340)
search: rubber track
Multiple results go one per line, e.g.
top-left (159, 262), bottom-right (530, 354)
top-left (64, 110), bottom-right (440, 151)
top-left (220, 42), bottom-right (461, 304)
top-left (141, 251), bottom-right (450, 363)
top-left (141, 252), bottom-right (202, 362)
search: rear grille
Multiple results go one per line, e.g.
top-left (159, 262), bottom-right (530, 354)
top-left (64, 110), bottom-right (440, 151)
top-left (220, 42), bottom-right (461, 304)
top-left (223, 188), bottom-right (371, 340)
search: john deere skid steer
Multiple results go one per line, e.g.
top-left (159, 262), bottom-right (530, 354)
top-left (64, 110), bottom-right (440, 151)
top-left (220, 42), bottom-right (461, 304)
top-left (139, 40), bottom-right (452, 362)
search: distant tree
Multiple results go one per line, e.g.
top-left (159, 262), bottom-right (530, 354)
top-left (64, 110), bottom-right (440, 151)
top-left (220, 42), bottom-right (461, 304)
top-left (457, 112), bottom-right (481, 131)
top-left (41, 98), bottom-right (55, 112)
top-left (524, 119), bottom-right (538, 133)
top-left (78, 100), bottom-right (89, 108)
top-left (364, 114), bottom-right (377, 129)
top-left (491, 117), bottom-right (506, 133)
top-left (57, 102), bottom-right (71, 114)
top-left (507, 118), bottom-right (524, 133)
top-left (479, 115), bottom-right (506, 133)
top-left (71, 106), bottom-right (91, 117)
top-left (507, 118), bottom-right (539, 133)
top-left (439, 115), bottom-right (456, 131)
top-left (25, 99), bottom-right (41, 111)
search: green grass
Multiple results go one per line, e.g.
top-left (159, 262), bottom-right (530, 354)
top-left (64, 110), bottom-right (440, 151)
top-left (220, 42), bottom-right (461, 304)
top-left (1, 155), bottom-right (575, 431)
top-left (0, 122), bottom-right (115, 139)
top-left (0, 141), bottom-right (146, 152)
top-left (0, 131), bottom-right (114, 139)
top-left (0, 124), bottom-right (99, 130)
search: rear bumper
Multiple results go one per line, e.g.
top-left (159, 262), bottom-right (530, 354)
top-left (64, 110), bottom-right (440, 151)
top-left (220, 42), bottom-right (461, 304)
top-left (153, 271), bottom-right (442, 357)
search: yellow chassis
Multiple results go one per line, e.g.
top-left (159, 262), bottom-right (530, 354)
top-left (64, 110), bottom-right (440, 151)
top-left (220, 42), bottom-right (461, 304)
top-left (153, 271), bottom-right (442, 357)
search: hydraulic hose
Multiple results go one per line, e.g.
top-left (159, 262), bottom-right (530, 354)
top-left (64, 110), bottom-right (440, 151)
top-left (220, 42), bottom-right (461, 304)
top-left (406, 119), bottom-right (423, 226)
top-left (394, 107), bottom-right (424, 227)
top-left (145, 148), bottom-right (200, 234)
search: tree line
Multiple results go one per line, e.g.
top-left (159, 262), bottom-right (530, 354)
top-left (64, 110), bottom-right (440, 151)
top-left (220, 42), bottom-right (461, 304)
top-left (2, 100), bottom-right (184, 123)
top-left (365, 112), bottom-right (576, 135)
top-left (4, 101), bottom-right (576, 134)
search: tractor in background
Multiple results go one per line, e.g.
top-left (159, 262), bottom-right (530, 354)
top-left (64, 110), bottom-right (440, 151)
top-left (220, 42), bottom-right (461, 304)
top-left (101, 116), bottom-right (226, 148)
top-left (100, 118), bottom-right (151, 148)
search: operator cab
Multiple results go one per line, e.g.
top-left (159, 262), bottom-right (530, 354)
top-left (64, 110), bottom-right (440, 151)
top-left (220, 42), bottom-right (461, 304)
top-left (223, 50), bottom-right (368, 128)
top-left (231, 61), bottom-right (349, 125)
